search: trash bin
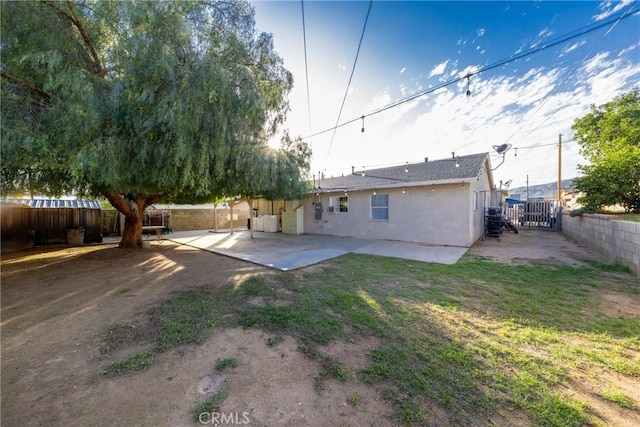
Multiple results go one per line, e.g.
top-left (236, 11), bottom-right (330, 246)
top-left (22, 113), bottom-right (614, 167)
top-left (66, 228), bottom-right (85, 246)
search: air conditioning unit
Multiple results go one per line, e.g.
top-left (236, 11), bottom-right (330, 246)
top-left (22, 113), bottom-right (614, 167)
top-left (327, 206), bottom-right (335, 213)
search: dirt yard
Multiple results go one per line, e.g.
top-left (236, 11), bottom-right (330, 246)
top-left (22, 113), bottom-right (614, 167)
top-left (1, 243), bottom-right (396, 427)
top-left (1, 231), bottom-right (637, 426)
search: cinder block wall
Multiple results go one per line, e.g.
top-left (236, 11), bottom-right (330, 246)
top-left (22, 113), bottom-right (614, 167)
top-left (562, 213), bottom-right (640, 276)
top-left (170, 208), bottom-right (250, 231)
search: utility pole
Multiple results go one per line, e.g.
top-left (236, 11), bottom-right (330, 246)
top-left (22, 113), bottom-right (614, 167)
top-left (557, 133), bottom-right (562, 202)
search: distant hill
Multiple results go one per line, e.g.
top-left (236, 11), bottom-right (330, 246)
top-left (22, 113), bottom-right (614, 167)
top-left (508, 178), bottom-right (575, 200)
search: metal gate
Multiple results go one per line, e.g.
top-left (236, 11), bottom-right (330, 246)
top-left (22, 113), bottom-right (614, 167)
top-left (503, 200), bottom-right (562, 231)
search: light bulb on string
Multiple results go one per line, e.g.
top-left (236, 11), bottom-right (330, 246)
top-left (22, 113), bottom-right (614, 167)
top-left (361, 115), bottom-right (365, 133)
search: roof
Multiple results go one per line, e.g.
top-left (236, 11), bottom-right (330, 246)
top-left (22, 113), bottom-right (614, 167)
top-left (313, 152), bottom-right (491, 192)
top-left (4, 198), bottom-right (101, 209)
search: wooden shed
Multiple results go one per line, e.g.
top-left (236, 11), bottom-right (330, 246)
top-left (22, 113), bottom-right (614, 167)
top-left (1, 199), bottom-right (102, 251)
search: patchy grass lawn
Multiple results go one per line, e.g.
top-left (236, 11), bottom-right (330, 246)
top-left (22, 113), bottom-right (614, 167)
top-left (97, 253), bottom-right (639, 426)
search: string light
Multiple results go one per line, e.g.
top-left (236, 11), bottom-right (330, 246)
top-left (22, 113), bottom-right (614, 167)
top-left (301, 9), bottom-right (637, 142)
top-left (361, 115), bottom-right (365, 133)
top-left (465, 74), bottom-right (471, 97)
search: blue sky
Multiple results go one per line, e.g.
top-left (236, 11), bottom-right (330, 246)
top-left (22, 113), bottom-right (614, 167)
top-left (252, 0), bottom-right (640, 188)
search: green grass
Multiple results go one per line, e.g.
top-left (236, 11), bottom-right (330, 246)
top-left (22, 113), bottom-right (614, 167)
top-left (97, 252), bottom-right (640, 425)
top-left (101, 351), bottom-right (155, 376)
top-left (100, 321), bottom-right (146, 354)
top-left (347, 395), bottom-right (360, 406)
top-left (148, 289), bottom-right (218, 352)
top-left (98, 288), bottom-right (219, 376)
top-left (214, 357), bottom-right (238, 371)
top-left (192, 386), bottom-right (229, 422)
top-left (601, 387), bottom-right (636, 409)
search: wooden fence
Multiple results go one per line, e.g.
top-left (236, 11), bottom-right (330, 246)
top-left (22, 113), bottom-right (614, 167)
top-left (1, 202), bottom-right (102, 251)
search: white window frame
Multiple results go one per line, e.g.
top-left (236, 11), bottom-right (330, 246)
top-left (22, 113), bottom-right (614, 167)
top-left (370, 194), bottom-right (389, 221)
top-left (330, 195), bottom-right (349, 213)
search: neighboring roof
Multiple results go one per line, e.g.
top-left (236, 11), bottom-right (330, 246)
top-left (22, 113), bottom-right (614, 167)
top-left (4, 198), bottom-right (101, 209)
top-left (313, 152), bottom-right (491, 192)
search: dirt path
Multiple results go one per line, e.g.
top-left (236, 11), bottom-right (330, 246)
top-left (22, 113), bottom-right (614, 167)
top-left (469, 229), bottom-right (609, 266)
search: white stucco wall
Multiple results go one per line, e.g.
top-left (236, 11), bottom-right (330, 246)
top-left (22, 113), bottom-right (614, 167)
top-left (303, 182), bottom-right (486, 247)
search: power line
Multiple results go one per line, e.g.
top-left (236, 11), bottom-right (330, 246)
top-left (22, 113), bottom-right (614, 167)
top-left (301, 0), bottom-right (312, 132)
top-left (324, 0), bottom-right (373, 162)
top-left (502, 2), bottom-right (637, 147)
top-left (302, 6), bottom-right (639, 142)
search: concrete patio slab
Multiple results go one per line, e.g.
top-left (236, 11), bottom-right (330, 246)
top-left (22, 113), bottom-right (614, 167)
top-left (164, 230), bottom-right (468, 271)
top-left (354, 240), bottom-right (468, 265)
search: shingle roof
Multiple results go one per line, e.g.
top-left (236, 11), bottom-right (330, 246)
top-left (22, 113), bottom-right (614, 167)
top-left (313, 152), bottom-right (490, 192)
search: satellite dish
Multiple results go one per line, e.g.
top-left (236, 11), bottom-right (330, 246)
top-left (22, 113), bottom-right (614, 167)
top-left (503, 179), bottom-right (513, 189)
top-left (492, 144), bottom-right (512, 155)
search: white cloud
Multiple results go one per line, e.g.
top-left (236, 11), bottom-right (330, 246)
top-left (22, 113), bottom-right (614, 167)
top-left (593, 0), bottom-right (634, 21)
top-left (477, 28), bottom-right (486, 37)
top-left (338, 62), bottom-right (347, 71)
top-left (560, 41), bottom-right (586, 57)
top-left (583, 51), bottom-right (610, 73)
top-left (538, 27), bottom-right (554, 38)
top-left (619, 41), bottom-right (640, 56)
top-left (400, 67), bottom-right (407, 74)
top-left (428, 60), bottom-right (449, 78)
top-left (304, 37), bottom-right (639, 187)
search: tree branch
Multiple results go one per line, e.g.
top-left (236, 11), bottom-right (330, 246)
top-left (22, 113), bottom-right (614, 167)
top-left (42, 0), bottom-right (106, 77)
top-left (0, 71), bottom-right (53, 99)
top-left (103, 191), bottom-right (133, 218)
top-left (64, 0), bottom-right (106, 76)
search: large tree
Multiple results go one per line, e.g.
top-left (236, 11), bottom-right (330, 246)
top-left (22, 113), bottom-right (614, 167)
top-left (1, 0), bottom-right (310, 247)
top-left (572, 89), bottom-right (640, 213)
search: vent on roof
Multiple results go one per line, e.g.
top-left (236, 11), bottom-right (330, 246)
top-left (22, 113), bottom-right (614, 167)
top-left (424, 157), bottom-right (428, 162)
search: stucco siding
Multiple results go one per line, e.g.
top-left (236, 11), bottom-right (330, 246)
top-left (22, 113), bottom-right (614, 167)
top-left (303, 184), bottom-right (476, 247)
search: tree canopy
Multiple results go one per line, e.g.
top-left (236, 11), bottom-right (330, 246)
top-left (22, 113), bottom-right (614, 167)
top-left (1, 0), bottom-right (310, 246)
top-left (572, 89), bottom-right (640, 213)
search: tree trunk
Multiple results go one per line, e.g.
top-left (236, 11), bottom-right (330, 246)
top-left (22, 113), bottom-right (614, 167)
top-left (104, 192), bottom-right (162, 248)
top-left (120, 209), bottom-right (144, 248)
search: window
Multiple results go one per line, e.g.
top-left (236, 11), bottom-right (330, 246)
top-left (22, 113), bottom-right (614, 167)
top-left (330, 196), bottom-right (348, 213)
top-left (338, 196), bottom-right (348, 212)
top-left (371, 194), bottom-right (389, 221)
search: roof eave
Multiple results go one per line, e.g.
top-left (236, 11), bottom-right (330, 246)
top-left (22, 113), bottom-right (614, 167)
top-left (309, 177), bottom-right (481, 193)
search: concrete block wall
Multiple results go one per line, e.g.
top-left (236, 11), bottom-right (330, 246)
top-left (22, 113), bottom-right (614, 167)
top-left (170, 208), bottom-right (250, 232)
top-left (562, 213), bottom-right (640, 276)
